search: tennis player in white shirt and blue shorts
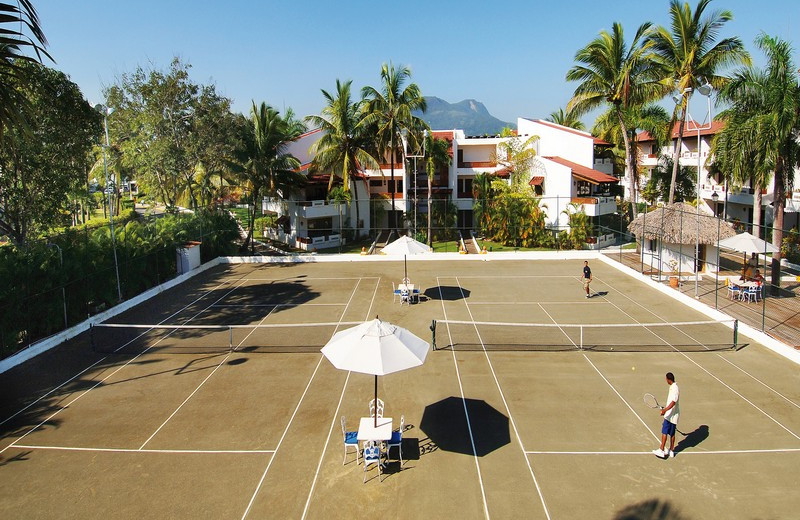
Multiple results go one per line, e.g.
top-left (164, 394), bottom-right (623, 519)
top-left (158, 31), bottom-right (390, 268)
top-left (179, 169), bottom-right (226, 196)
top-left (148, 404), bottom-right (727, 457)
top-left (653, 372), bottom-right (680, 459)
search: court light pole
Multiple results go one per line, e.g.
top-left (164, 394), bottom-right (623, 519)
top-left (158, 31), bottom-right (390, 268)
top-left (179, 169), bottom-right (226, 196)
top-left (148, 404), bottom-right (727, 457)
top-left (95, 104), bottom-right (122, 302)
top-left (402, 129), bottom-right (426, 238)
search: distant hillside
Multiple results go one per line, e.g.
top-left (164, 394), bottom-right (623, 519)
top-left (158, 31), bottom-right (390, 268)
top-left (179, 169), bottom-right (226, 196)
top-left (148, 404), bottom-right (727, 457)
top-left (414, 97), bottom-right (512, 136)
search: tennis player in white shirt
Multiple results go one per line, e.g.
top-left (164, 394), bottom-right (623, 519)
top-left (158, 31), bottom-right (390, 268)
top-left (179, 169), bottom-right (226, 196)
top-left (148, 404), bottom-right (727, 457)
top-left (653, 372), bottom-right (680, 459)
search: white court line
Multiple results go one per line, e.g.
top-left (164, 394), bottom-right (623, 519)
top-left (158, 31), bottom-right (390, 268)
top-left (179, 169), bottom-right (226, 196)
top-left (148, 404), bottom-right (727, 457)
top-left (465, 301), bottom-right (613, 305)
top-left (0, 279), bottom-right (250, 456)
top-left (11, 444), bottom-right (275, 454)
top-left (455, 276), bottom-right (551, 520)
top-left (241, 277), bottom-right (364, 520)
top-left (0, 276), bottom-right (241, 429)
top-left (242, 276), bottom-right (380, 281)
top-left (447, 275), bottom-right (580, 279)
top-left (591, 276), bottom-right (800, 442)
top-left (301, 277), bottom-right (382, 519)
top-left (211, 303), bottom-right (347, 307)
top-left (438, 277), bottom-right (491, 520)
top-left (592, 276), bottom-right (800, 411)
top-left (138, 304), bottom-right (281, 450)
top-left (525, 448), bottom-right (800, 455)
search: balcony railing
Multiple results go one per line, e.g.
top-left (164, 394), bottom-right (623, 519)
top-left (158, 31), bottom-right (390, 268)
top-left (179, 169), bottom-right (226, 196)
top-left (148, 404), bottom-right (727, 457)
top-left (457, 161), bottom-right (497, 168)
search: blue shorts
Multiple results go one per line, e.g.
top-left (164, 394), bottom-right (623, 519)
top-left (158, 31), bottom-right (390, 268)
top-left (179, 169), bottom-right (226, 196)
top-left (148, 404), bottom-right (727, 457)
top-left (661, 419), bottom-right (676, 436)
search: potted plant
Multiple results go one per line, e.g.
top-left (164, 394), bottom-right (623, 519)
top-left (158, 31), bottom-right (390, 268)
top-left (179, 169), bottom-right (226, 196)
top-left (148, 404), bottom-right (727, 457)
top-left (668, 259), bottom-right (680, 288)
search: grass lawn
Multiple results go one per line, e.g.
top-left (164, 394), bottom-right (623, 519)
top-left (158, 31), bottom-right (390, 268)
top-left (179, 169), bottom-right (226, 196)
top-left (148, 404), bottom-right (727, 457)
top-left (476, 239), bottom-right (552, 252)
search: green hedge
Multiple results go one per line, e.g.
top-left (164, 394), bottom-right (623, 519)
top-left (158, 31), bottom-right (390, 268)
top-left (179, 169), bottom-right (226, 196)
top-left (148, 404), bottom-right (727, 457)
top-left (0, 210), bottom-right (239, 358)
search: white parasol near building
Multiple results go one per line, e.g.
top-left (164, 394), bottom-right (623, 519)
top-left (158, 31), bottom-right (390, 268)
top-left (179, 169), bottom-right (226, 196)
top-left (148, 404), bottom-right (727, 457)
top-left (321, 318), bottom-right (429, 427)
top-left (719, 232), bottom-right (778, 276)
top-left (381, 235), bottom-right (431, 281)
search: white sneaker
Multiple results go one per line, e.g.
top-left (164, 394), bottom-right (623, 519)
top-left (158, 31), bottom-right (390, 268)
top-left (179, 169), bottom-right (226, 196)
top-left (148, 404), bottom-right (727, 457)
top-left (652, 448), bottom-right (665, 458)
top-left (586, 294), bottom-right (591, 299)
top-left (668, 450), bottom-right (675, 458)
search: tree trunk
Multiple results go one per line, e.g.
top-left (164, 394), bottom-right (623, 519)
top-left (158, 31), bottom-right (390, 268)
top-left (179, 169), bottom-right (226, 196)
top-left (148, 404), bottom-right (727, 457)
top-left (390, 131), bottom-right (396, 234)
top-left (753, 189), bottom-right (763, 239)
top-left (668, 112), bottom-right (687, 205)
top-left (616, 107), bottom-right (637, 219)
top-left (352, 177), bottom-right (361, 240)
top-left (770, 156), bottom-right (786, 296)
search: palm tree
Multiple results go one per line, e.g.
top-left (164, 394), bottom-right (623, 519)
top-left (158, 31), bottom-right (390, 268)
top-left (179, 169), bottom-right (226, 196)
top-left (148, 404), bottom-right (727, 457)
top-left (546, 107), bottom-right (586, 130)
top-left (567, 21), bottom-right (663, 219)
top-left (362, 63), bottom-right (427, 233)
top-left (714, 34), bottom-right (800, 293)
top-left (649, 0), bottom-right (750, 204)
top-left (0, 1), bottom-right (51, 143)
top-left (237, 102), bottom-right (305, 252)
top-left (424, 134), bottom-right (452, 246)
top-left (592, 103), bottom-right (670, 209)
top-left (306, 80), bottom-right (381, 240)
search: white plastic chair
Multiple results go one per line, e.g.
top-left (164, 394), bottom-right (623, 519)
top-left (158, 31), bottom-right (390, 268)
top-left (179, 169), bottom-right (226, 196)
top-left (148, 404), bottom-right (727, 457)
top-left (400, 287), bottom-right (410, 304)
top-left (387, 414), bottom-right (404, 465)
top-left (392, 282), bottom-right (401, 303)
top-left (341, 416), bottom-right (359, 465)
top-left (362, 441), bottom-right (382, 483)
top-left (743, 284), bottom-right (761, 303)
top-left (727, 281), bottom-right (741, 301)
top-left (369, 398), bottom-right (385, 418)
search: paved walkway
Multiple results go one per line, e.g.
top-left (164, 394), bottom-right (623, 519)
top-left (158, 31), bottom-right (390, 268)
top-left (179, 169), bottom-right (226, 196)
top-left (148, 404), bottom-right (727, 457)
top-left (607, 251), bottom-right (800, 349)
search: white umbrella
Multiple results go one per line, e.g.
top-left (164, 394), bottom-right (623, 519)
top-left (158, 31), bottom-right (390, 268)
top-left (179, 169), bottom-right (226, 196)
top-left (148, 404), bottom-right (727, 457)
top-left (718, 232), bottom-right (778, 278)
top-left (381, 235), bottom-right (431, 281)
top-left (718, 232), bottom-right (778, 254)
top-left (321, 318), bottom-right (429, 426)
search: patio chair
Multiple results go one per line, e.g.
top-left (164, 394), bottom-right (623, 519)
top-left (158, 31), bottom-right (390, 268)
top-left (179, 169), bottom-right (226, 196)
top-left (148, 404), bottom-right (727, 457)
top-left (387, 414), bottom-right (404, 465)
top-left (392, 282), bottom-right (402, 303)
top-left (726, 280), bottom-right (741, 301)
top-left (362, 441), bottom-right (382, 483)
top-left (369, 398), bottom-right (385, 418)
top-left (400, 287), bottom-right (410, 304)
top-left (341, 416), bottom-right (359, 465)
top-left (743, 284), bottom-right (761, 303)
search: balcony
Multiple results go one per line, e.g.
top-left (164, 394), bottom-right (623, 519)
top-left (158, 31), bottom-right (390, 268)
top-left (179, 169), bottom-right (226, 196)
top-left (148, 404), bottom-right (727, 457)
top-left (571, 196), bottom-right (617, 216)
top-left (296, 199), bottom-right (344, 219)
top-left (296, 234), bottom-right (342, 251)
top-left (585, 233), bottom-right (617, 250)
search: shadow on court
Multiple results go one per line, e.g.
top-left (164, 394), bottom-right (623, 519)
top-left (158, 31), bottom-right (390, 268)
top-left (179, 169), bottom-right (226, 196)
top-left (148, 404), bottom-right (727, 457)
top-left (675, 425), bottom-right (709, 453)
top-left (424, 286), bottom-right (470, 301)
top-left (613, 498), bottom-right (688, 520)
top-left (419, 397), bottom-right (509, 456)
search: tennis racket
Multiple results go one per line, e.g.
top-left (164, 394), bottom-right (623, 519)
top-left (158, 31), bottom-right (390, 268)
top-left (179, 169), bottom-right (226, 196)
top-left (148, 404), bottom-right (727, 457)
top-left (643, 393), bottom-right (663, 409)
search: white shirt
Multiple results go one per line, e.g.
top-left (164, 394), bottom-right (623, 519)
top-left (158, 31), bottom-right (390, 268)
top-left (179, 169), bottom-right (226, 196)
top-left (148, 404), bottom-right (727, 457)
top-left (664, 382), bottom-right (680, 425)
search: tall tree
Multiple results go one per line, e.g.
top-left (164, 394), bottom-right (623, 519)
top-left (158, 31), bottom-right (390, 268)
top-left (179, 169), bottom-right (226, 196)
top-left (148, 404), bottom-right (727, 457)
top-left (236, 102), bottom-right (306, 251)
top-left (362, 63), bottom-right (427, 232)
top-left (0, 1), bottom-right (51, 144)
top-left (0, 62), bottom-right (101, 243)
top-left (546, 107), bottom-right (586, 130)
top-left (424, 134), bottom-right (452, 246)
top-left (714, 34), bottom-right (800, 293)
top-left (567, 21), bottom-right (663, 218)
top-left (649, 0), bottom-right (750, 204)
top-left (306, 80), bottom-right (381, 239)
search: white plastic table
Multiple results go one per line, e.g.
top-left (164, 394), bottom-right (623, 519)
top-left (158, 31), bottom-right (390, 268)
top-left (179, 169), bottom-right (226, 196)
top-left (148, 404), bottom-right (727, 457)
top-left (357, 416), bottom-right (393, 442)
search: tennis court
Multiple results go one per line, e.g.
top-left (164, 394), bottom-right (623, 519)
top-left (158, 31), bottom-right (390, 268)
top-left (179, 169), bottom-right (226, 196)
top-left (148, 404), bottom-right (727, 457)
top-left (1, 256), bottom-right (798, 519)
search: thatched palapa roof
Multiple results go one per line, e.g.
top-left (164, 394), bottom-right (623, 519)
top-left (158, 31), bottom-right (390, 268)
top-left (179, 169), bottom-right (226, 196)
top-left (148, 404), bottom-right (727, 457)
top-left (628, 202), bottom-right (736, 244)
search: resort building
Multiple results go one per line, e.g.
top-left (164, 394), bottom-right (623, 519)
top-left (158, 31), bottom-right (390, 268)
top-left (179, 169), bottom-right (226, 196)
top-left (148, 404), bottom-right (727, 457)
top-left (264, 118), bottom-right (621, 250)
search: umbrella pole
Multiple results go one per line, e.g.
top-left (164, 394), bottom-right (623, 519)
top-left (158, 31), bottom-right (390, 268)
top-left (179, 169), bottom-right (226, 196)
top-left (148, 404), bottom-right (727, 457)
top-left (374, 375), bottom-right (378, 428)
top-left (404, 254), bottom-right (407, 281)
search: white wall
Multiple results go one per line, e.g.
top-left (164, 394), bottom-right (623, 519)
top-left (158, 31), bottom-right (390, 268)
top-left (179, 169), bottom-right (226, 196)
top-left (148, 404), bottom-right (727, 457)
top-left (518, 118), bottom-right (594, 167)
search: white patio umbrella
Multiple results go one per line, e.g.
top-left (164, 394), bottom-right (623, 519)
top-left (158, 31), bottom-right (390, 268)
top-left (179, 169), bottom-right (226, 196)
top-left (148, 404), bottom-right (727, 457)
top-left (381, 235), bottom-right (431, 281)
top-left (321, 318), bottom-right (429, 427)
top-left (719, 232), bottom-right (778, 276)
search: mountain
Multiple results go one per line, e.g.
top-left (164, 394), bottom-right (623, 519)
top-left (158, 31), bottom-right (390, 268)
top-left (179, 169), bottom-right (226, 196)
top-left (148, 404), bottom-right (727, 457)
top-left (414, 97), bottom-right (512, 136)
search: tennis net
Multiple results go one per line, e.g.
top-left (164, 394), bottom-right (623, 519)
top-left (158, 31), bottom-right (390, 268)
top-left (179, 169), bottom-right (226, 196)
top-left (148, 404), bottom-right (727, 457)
top-left (90, 321), bottom-right (363, 355)
top-left (430, 318), bottom-right (741, 352)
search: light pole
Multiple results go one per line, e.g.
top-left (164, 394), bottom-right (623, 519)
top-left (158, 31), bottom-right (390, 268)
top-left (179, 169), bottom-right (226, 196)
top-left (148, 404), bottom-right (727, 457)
top-left (47, 242), bottom-right (68, 329)
top-left (95, 104), bottom-right (122, 302)
top-left (712, 191), bottom-right (720, 309)
top-left (402, 129), bottom-right (426, 238)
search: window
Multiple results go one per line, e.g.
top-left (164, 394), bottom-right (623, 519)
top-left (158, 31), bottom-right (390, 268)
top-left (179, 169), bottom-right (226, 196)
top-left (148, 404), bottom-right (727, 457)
top-left (387, 180), bottom-right (403, 193)
top-left (457, 177), bottom-right (473, 198)
top-left (369, 179), bottom-right (383, 187)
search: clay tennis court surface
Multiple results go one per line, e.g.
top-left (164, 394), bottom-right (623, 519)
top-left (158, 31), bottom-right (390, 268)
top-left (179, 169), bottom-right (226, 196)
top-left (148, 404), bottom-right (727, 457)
top-left (1, 257), bottom-right (798, 519)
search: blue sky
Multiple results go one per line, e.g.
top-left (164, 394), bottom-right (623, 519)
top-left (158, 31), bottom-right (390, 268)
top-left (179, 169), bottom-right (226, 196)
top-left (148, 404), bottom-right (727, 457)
top-left (37, 0), bottom-right (800, 126)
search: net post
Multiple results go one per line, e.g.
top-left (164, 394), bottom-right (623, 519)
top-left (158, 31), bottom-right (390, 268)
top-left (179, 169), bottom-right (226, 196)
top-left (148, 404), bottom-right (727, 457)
top-left (579, 325), bottom-right (583, 351)
top-left (430, 319), bottom-right (436, 350)
top-left (733, 319), bottom-right (738, 350)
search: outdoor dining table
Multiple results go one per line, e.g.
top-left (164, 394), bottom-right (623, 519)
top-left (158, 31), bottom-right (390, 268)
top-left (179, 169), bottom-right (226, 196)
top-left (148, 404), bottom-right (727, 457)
top-left (357, 416), bottom-right (393, 442)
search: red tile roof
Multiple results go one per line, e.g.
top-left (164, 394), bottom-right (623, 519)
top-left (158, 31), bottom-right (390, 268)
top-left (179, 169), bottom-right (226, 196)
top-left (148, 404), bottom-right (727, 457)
top-left (543, 156), bottom-right (619, 185)
top-left (637, 120), bottom-right (725, 142)
top-left (529, 176), bottom-right (544, 186)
